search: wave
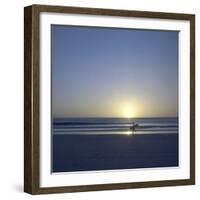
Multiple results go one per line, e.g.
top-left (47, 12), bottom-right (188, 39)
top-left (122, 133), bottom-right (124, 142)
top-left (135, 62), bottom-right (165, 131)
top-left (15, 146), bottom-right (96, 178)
top-left (52, 117), bottom-right (178, 135)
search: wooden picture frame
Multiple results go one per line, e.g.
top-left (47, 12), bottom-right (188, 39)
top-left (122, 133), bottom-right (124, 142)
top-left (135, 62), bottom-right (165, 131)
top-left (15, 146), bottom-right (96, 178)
top-left (24, 4), bottom-right (195, 194)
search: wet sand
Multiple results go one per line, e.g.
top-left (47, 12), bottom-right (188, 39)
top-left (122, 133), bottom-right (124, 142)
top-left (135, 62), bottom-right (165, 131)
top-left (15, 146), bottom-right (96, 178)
top-left (53, 133), bottom-right (178, 172)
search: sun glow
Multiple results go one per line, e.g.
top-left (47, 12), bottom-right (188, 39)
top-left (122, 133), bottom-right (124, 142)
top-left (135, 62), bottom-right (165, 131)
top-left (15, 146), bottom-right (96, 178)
top-left (121, 103), bottom-right (136, 118)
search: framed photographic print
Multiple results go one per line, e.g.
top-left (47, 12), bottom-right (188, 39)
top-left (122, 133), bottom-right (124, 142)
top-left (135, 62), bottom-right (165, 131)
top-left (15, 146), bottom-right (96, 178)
top-left (24, 4), bottom-right (195, 194)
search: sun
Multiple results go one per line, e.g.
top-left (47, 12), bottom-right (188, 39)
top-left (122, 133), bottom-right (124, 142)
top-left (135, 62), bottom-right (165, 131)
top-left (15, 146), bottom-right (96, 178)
top-left (121, 104), bottom-right (136, 118)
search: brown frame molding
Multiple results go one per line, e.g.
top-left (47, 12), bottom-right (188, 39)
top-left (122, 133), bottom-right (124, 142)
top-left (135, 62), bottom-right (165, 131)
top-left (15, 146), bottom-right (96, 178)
top-left (24, 4), bottom-right (195, 194)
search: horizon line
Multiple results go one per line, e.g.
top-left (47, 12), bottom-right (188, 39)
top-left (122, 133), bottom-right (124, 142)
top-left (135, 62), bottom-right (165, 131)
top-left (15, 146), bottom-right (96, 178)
top-left (52, 116), bottom-right (178, 119)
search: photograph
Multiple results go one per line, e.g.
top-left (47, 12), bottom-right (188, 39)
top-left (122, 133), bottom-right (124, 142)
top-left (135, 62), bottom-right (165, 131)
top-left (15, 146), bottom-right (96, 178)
top-left (24, 5), bottom-right (195, 194)
top-left (51, 25), bottom-right (179, 173)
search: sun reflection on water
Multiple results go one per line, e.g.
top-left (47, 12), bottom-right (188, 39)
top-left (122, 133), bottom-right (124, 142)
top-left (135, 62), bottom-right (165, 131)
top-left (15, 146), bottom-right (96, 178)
top-left (126, 131), bottom-right (133, 135)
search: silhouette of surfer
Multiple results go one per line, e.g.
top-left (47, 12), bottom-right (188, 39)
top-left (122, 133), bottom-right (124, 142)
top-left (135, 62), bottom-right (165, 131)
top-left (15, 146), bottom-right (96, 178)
top-left (130, 122), bottom-right (138, 134)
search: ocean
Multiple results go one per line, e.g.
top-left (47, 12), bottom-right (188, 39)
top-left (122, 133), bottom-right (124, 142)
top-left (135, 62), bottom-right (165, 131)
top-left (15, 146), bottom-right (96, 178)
top-left (52, 117), bottom-right (178, 172)
top-left (53, 117), bottom-right (178, 135)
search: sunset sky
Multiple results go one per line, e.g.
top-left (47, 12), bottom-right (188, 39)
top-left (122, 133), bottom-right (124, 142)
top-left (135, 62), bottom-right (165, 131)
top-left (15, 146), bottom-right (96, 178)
top-left (51, 25), bottom-right (178, 118)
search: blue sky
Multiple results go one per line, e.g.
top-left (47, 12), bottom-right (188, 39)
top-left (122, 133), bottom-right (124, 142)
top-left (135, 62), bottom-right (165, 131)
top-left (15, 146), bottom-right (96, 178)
top-left (52, 25), bottom-right (178, 118)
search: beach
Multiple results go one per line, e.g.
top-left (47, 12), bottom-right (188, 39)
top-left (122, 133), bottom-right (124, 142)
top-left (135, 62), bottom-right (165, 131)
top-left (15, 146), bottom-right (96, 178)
top-left (53, 133), bottom-right (178, 172)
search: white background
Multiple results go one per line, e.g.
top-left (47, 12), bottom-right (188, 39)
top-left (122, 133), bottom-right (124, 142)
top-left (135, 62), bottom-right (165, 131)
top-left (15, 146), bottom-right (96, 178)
top-left (0, 0), bottom-right (199, 199)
